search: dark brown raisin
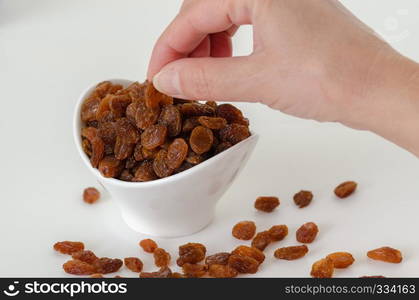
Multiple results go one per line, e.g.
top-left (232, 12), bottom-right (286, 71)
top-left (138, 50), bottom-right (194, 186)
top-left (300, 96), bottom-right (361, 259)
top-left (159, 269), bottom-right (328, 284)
top-left (219, 123), bottom-right (250, 145)
top-left (294, 190), bottom-right (313, 208)
top-left (93, 258), bottom-right (123, 274)
top-left (215, 142), bottom-right (232, 154)
top-left (139, 239), bottom-right (158, 253)
top-left (254, 196), bottom-right (280, 213)
top-left (296, 222), bottom-right (319, 243)
top-left (232, 221), bottom-right (256, 240)
top-left (83, 187), bottom-right (100, 204)
top-left (182, 117), bottom-right (200, 133)
top-left (159, 105), bottom-right (182, 137)
top-left (98, 156), bottom-right (123, 178)
top-left (54, 241), bottom-right (84, 255)
top-left (166, 138), bottom-right (189, 169)
top-left (98, 122), bottom-right (117, 145)
top-left (135, 101), bottom-right (161, 130)
top-left (124, 257), bottom-right (144, 272)
top-left (119, 170), bottom-right (134, 181)
top-left (198, 116), bottom-right (227, 130)
top-left (274, 245), bottom-right (309, 260)
top-left (177, 243), bottom-right (207, 266)
top-left (180, 103), bottom-right (215, 117)
top-left (141, 124), bottom-right (167, 150)
top-left (114, 136), bottom-right (134, 160)
top-left (251, 231), bottom-right (272, 251)
top-left (153, 149), bottom-right (174, 178)
top-left (205, 253), bottom-right (231, 266)
top-left (334, 181), bottom-right (357, 198)
top-left (189, 126), bottom-right (214, 154)
top-left (216, 104), bottom-right (249, 125)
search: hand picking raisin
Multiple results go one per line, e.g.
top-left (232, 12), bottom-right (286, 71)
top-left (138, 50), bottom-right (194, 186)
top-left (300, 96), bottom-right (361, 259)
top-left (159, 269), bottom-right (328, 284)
top-left (326, 252), bottom-right (355, 268)
top-left (310, 257), bottom-right (334, 278)
top-left (154, 248), bottom-right (171, 267)
top-left (205, 253), bottom-right (231, 266)
top-left (189, 126), bottom-right (214, 154)
top-left (141, 124), bottom-right (167, 150)
top-left (182, 263), bottom-right (208, 278)
top-left (293, 190), bottom-right (313, 208)
top-left (124, 257), bottom-right (144, 272)
top-left (208, 264), bottom-right (238, 278)
top-left (140, 266), bottom-right (172, 278)
top-left (93, 258), bottom-right (123, 274)
top-left (268, 225), bottom-right (288, 242)
top-left (334, 181), bottom-right (357, 198)
top-left (145, 81), bottom-right (173, 108)
top-left (83, 187), bottom-right (100, 204)
top-left (367, 247), bottom-right (402, 263)
top-left (63, 259), bottom-right (95, 275)
top-left (274, 245), bottom-right (309, 260)
top-left (219, 123), bottom-right (250, 145)
top-left (251, 231), bottom-right (272, 251)
top-left (72, 250), bottom-right (99, 264)
top-left (177, 243), bottom-right (207, 266)
top-left (166, 138), bottom-right (188, 169)
top-left (54, 241), bottom-right (85, 255)
top-left (139, 239), bottom-right (158, 253)
top-left (231, 245), bottom-right (265, 264)
top-left (296, 222), bottom-right (319, 243)
top-left (228, 254), bottom-right (259, 274)
top-left (232, 221), bottom-right (256, 240)
top-left (254, 196), bottom-right (280, 213)
top-left (198, 116), bottom-right (227, 130)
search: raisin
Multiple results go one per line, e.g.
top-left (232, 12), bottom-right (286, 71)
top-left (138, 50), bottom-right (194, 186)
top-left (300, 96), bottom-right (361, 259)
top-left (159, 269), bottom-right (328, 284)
top-left (63, 259), bottom-right (95, 275)
top-left (133, 143), bottom-right (144, 161)
top-left (198, 116), bottom-right (227, 130)
top-left (126, 102), bottom-right (139, 124)
top-left (232, 221), bottom-right (256, 240)
top-left (205, 253), bottom-right (231, 266)
top-left (216, 104), bottom-right (249, 126)
top-left (125, 156), bottom-right (137, 169)
top-left (182, 263), bottom-right (208, 278)
top-left (96, 94), bottom-right (113, 121)
top-left (182, 117), bottom-right (200, 133)
top-left (268, 225), bottom-right (288, 242)
top-left (82, 138), bottom-right (92, 157)
top-left (219, 123), bottom-right (250, 145)
top-left (166, 138), bottom-right (188, 169)
top-left (367, 247), bottom-right (402, 263)
top-left (114, 136), bottom-right (134, 160)
top-left (81, 96), bottom-right (101, 122)
top-left (296, 222), bottom-right (319, 243)
top-left (135, 101), bottom-right (161, 130)
top-left (83, 187), bottom-right (100, 204)
top-left (141, 147), bottom-right (159, 160)
top-left (334, 181), bottom-right (357, 198)
top-left (205, 101), bottom-right (217, 109)
top-left (72, 250), bottom-right (99, 264)
top-left (54, 241), bottom-right (84, 255)
top-left (153, 149), bottom-right (174, 178)
top-left (215, 142), bottom-right (232, 154)
top-left (274, 245), bottom-right (309, 260)
top-left (115, 118), bottom-right (140, 144)
top-left (139, 239), bottom-right (158, 253)
top-left (125, 81), bottom-right (145, 101)
top-left (82, 127), bottom-right (105, 168)
top-left (228, 254), bottom-right (259, 274)
top-left (180, 103), bottom-right (215, 117)
top-left (159, 105), bottom-right (182, 137)
top-left (132, 161), bottom-right (157, 182)
top-left (171, 272), bottom-right (186, 278)
top-left (185, 151), bottom-right (206, 165)
top-left (94, 81), bottom-right (113, 98)
top-left (294, 190), bottom-right (313, 208)
top-left (326, 252), bottom-right (355, 268)
top-left (98, 122), bottom-right (116, 145)
top-left (109, 94), bottom-right (132, 118)
top-left (254, 196), bottom-right (280, 213)
top-left (154, 248), bottom-right (171, 267)
top-left (93, 258), bottom-right (123, 274)
top-left (177, 243), bottom-right (207, 266)
top-left (311, 258), bottom-right (334, 278)
top-left (208, 264), bottom-right (238, 278)
top-left (174, 162), bottom-right (194, 174)
top-left (98, 156), bottom-right (123, 178)
top-left (189, 126), bottom-right (214, 154)
top-left (90, 273), bottom-right (103, 278)
top-left (140, 266), bottom-right (172, 278)
top-left (124, 257), bottom-right (144, 272)
top-left (145, 81), bottom-right (173, 108)
top-left (251, 231), bottom-right (272, 251)
top-left (141, 124), bottom-right (167, 150)
top-left (231, 245), bottom-right (265, 264)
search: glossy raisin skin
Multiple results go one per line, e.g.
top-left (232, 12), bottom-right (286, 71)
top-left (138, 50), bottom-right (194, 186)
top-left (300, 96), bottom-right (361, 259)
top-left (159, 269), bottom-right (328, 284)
top-left (274, 245), bottom-right (309, 260)
top-left (93, 258), bottom-right (123, 274)
top-left (232, 221), bottom-right (256, 240)
top-left (296, 222), bottom-right (319, 243)
top-left (251, 231), bottom-right (272, 251)
top-left (254, 196), bottom-right (280, 212)
top-left (177, 243), bottom-right (206, 266)
top-left (54, 241), bottom-right (84, 255)
top-left (166, 138), bottom-right (188, 169)
top-left (367, 247), bottom-right (402, 263)
top-left (293, 190), bottom-right (313, 208)
top-left (334, 181), bottom-right (357, 198)
top-left (209, 264), bottom-right (238, 278)
top-left (228, 255), bottom-right (259, 274)
top-left (124, 257), bottom-right (143, 272)
top-left (205, 253), bottom-right (231, 266)
top-left (71, 250), bottom-right (98, 264)
top-left (154, 248), bottom-right (171, 267)
top-left (231, 245), bottom-right (265, 264)
top-left (182, 263), bottom-right (208, 278)
top-left (139, 239), bottom-right (158, 253)
top-left (311, 258), bottom-right (334, 278)
top-left (63, 260), bottom-right (95, 275)
top-left (268, 225), bottom-right (288, 242)
top-left (189, 126), bottom-right (214, 154)
top-left (83, 187), bottom-right (100, 204)
top-left (326, 252), bottom-right (355, 268)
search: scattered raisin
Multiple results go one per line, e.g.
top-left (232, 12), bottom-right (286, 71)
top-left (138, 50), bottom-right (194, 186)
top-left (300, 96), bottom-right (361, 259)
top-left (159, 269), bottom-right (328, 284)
top-left (367, 247), bottom-right (402, 263)
top-left (334, 181), bottom-right (357, 198)
top-left (231, 245), bottom-right (265, 264)
top-left (208, 264), bottom-right (238, 278)
top-left (63, 259), bottom-right (95, 275)
top-left (232, 221), bottom-right (256, 240)
top-left (139, 239), bottom-right (158, 253)
top-left (311, 257), bottom-right (334, 278)
top-left (124, 257), bottom-right (143, 272)
top-left (177, 243), bottom-right (207, 266)
top-left (182, 263), bottom-right (208, 278)
top-left (326, 252), bottom-right (355, 268)
top-left (274, 245), bottom-right (309, 260)
top-left (72, 250), bottom-right (98, 264)
top-left (268, 225), bottom-right (288, 242)
top-left (166, 138), bottom-right (188, 169)
top-left (228, 254), bottom-right (259, 274)
top-left (189, 126), bottom-right (214, 154)
top-left (154, 248), bottom-right (171, 267)
top-left (54, 241), bottom-right (84, 255)
top-left (294, 190), bottom-right (313, 208)
top-left (296, 222), bottom-right (319, 243)
top-left (83, 187), bottom-right (100, 204)
top-left (216, 104), bottom-right (249, 126)
top-left (93, 258), bottom-right (123, 274)
top-left (251, 231), bottom-right (272, 251)
top-left (140, 266), bottom-right (172, 278)
top-left (254, 196), bottom-right (280, 213)
top-left (205, 253), bottom-right (231, 266)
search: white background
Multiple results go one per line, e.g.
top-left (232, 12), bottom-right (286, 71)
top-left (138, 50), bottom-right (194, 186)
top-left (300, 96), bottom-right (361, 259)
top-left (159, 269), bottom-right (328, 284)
top-left (1, 0), bottom-right (419, 277)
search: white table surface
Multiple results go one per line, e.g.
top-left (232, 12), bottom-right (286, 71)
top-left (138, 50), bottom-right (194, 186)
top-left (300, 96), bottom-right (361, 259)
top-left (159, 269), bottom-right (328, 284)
top-left (1, 0), bottom-right (419, 277)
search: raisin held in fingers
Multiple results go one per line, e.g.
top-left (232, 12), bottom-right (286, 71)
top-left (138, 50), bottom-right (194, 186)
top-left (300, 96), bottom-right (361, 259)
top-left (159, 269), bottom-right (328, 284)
top-left (251, 231), bottom-right (272, 251)
top-left (145, 81), bottom-right (173, 108)
top-left (367, 247), bottom-right (402, 263)
top-left (254, 196), bottom-right (280, 213)
top-left (232, 221), bottom-right (256, 240)
top-left (334, 181), bottom-right (357, 198)
top-left (296, 222), bottom-right (319, 243)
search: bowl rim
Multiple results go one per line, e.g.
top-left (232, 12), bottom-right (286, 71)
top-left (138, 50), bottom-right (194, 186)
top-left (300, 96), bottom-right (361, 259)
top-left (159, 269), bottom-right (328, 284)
top-left (73, 78), bottom-right (259, 188)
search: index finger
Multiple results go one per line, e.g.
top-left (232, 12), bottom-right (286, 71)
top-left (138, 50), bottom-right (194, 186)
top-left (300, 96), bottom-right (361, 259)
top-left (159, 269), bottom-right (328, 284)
top-left (147, 0), bottom-right (252, 79)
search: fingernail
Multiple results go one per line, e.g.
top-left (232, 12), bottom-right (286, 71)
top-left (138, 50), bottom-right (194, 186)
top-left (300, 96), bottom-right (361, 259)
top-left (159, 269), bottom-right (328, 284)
top-left (153, 69), bottom-right (182, 97)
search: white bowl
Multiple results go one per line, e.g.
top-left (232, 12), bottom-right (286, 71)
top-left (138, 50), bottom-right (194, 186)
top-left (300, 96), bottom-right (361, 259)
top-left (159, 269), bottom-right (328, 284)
top-left (73, 79), bottom-right (258, 237)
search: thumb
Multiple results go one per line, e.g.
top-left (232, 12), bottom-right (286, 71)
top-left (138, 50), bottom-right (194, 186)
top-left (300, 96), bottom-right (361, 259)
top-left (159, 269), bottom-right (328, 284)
top-left (152, 56), bottom-right (263, 102)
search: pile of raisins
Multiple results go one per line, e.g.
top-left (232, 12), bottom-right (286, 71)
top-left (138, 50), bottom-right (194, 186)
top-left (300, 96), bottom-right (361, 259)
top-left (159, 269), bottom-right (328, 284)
top-left (80, 81), bottom-right (251, 182)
